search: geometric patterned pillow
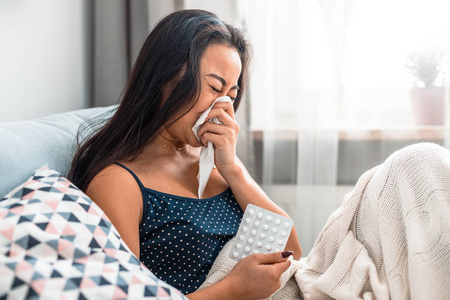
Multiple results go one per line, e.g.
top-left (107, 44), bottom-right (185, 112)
top-left (0, 166), bottom-right (186, 299)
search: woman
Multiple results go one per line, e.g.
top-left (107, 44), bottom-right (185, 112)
top-left (69, 9), bottom-right (302, 299)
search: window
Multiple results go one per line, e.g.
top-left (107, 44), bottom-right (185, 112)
top-left (244, 0), bottom-right (450, 131)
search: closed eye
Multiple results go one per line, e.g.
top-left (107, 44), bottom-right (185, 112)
top-left (210, 86), bottom-right (237, 101)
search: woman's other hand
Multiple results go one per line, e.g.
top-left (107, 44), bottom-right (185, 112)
top-left (226, 251), bottom-right (293, 299)
top-left (187, 251), bottom-right (293, 300)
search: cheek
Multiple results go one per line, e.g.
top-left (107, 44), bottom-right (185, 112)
top-left (176, 111), bottom-right (201, 131)
top-left (196, 89), bottom-right (218, 110)
top-left (181, 93), bottom-right (216, 127)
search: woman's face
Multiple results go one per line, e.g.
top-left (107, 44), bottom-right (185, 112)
top-left (165, 43), bottom-right (242, 147)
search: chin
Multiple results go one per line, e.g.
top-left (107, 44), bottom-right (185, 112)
top-left (194, 141), bottom-right (204, 148)
top-left (190, 138), bottom-right (203, 148)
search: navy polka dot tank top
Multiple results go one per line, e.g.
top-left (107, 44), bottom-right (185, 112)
top-left (114, 163), bottom-right (243, 294)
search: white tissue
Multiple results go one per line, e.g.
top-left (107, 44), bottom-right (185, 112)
top-left (192, 96), bottom-right (232, 198)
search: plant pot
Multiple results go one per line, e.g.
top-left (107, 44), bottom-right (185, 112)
top-left (410, 87), bottom-right (445, 125)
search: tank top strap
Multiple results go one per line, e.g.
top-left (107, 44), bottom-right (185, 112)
top-left (114, 162), bottom-right (146, 191)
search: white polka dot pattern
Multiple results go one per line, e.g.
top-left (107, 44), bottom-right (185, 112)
top-left (139, 188), bottom-right (243, 294)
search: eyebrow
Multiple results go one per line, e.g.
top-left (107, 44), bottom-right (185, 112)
top-left (206, 74), bottom-right (240, 90)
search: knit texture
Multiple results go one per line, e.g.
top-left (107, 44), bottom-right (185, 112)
top-left (199, 143), bottom-right (450, 300)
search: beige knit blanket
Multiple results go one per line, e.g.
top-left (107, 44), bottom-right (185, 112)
top-left (198, 143), bottom-right (450, 299)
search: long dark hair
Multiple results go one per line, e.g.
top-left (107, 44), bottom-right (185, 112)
top-left (68, 9), bottom-right (251, 191)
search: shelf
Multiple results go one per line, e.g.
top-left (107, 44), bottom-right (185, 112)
top-left (252, 127), bottom-right (447, 141)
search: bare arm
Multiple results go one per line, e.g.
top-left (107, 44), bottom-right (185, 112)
top-left (85, 164), bottom-right (143, 258)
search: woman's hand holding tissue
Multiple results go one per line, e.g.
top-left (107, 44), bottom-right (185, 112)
top-left (196, 100), bottom-right (240, 178)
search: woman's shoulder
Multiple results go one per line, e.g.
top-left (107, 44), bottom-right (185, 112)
top-left (90, 163), bottom-right (134, 185)
top-left (86, 163), bottom-right (143, 203)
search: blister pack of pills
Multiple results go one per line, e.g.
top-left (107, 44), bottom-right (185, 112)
top-left (229, 204), bottom-right (294, 261)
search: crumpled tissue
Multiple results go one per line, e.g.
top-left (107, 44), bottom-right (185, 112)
top-left (192, 96), bottom-right (232, 198)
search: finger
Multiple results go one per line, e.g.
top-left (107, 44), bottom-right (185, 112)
top-left (200, 130), bottom-right (235, 149)
top-left (197, 122), bottom-right (229, 138)
top-left (211, 102), bottom-right (235, 119)
top-left (272, 259), bottom-right (291, 276)
top-left (212, 100), bottom-right (235, 110)
top-left (206, 107), bottom-right (235, 125)
top-left (253, 251), bottom-right (294, 265)
top-left (197, 120), bottom-right (239, 140)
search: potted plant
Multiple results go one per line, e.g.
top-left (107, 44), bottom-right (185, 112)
top-left (406, 50), bottom-right (445, 125)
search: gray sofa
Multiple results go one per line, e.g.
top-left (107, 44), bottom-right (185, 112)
top-left (0, 106), bottom-right (115, 198)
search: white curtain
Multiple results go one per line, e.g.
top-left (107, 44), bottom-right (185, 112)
top-left (242, 0), bottom-right (344, 254)
top-left (243, 0), bottom-right (450, 255)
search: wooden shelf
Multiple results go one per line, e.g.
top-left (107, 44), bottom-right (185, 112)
top-left (252, 127), bottom-right (447, 141)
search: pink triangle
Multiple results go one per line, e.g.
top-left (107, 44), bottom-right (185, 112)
top-left (31, 279), bottom-right (47, 294)
top-left (46, 200), bottom-right (60, 211)
top-left (54, 186), bottom-right (69, 193)
top-left (22, 191), bottom-right (36, 200)
top-left (0, 209), bottom-right (7, 219)
top-left (16, 260), bottom-right (33, 273)
top-left (0, 226), bottom-right (14, 241)
top-left (18, 268), bottom-right (34, 283)
top-left (45, 222), bottom-right (59, 235)
top-left (75, 256), bottom-right (89, 265)
top-left (113, 286), bottom-right (128, 299)
top-left (10, 205), bottom-right (25, 214)
top-left (104, 248), bottom-right (117, 257)
top-left (102, 265), bottom-right (115, 273)
top-left (57, 238), bottom-right (73, 252)
top-left (24, 179), bottom-right (38, 186)
top-left (80, 276), bottom-right (97, 289)
top-left (10, 243), bottom-right (24, 257)
top-left (94, 226), bottom-right (107, 237)
top-left (55, 180), bottom-right (70, 188)
top-left (156, 286), bottom-right (170, 297)
top-left (40, 243), bottom-right (57, 257)
top-left (88, 206), bottom-right (100, 216)
top-left (131, 274), bottom-right (143, 284)
top-left (61, 223), bottom-right (76, 236)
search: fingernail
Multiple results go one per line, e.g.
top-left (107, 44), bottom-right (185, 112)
top-left (282, 251), bottom-right (294, 258)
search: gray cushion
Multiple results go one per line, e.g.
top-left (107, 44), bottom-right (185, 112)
top-left (0, 106), bottom-right (116, 198)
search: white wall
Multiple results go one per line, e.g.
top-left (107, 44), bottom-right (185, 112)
top-left (0, 0), bottom-right (88, 122)
top-left (183, 0), bottom-right (243, 25)
top-left (147, 0), bottom-right (176, 31)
